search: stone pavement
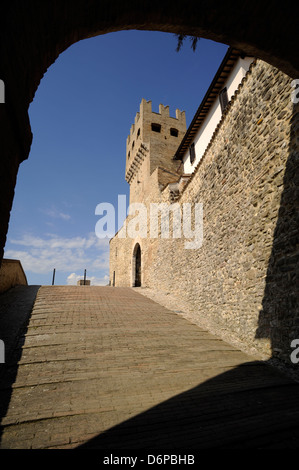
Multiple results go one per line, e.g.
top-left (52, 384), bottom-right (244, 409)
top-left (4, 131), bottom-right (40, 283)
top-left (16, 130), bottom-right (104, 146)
top-left (0, 285), bottom-right (299, 449)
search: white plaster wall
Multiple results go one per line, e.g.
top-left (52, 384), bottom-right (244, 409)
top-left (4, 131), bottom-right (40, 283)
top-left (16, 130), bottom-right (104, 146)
top-left (183, 99), bottom-right (221, 174)
top-left (226, 57), bottom-right (254, 100)
top-left (183, 57), bottom-right (254, 174)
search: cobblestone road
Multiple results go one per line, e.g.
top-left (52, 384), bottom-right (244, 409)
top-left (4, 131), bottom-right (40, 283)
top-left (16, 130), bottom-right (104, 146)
top-left (0, 285), bottom-right (298, 449)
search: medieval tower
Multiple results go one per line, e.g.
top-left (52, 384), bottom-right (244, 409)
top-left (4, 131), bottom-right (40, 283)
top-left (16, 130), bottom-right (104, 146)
top-left (110, 98), bottom-right (186, 288)
top-left (125, 98), bottom-right (186, 205)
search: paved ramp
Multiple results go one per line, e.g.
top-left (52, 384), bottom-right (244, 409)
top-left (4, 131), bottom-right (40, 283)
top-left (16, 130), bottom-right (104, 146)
top-left (0, 286), bottom-right (298, 449)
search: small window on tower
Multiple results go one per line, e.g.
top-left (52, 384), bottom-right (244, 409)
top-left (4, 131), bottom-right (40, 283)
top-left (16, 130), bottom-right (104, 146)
top-left (128, 151), bottom-right (130, 159)
top-left (137, 128), bottom-right (140, 138)
top-left (170, 128), bottom-right (179, 137)
top-left (132, 141), bottom-right (135, 149)
top-left (151, 123), bottom-right (161, 133)
top-left (219, 87), bottom-right (229, 113)
top-left (189, 143), bottom-right (196, 165)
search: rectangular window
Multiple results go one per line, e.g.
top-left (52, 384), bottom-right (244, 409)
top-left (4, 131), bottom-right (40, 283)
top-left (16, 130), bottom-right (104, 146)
top-left (219, 87), bottom-right (229, 113)
top-left (170, 128), bottom-right (178, 137)
top-left (189, 142), bottom-right (196, 165)
top-left (151, 123), bottom-right (161, 133)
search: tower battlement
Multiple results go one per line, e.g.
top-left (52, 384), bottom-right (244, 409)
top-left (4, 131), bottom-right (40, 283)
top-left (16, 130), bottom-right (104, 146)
top-left (127, 99), bottom-right (185, 143)
top-left (125, 99), bottom-right (186, 184)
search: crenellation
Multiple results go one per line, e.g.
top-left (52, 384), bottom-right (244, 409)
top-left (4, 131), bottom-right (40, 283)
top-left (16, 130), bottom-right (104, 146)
top-left (140, 98), bottom-right (152, 113)
top-left (159, 103), bottom-right (170, 116)
top-left (176, 109), bottom-right (186, 122)
top-left (135, 111), bottom-right (140, 125)
top-left (125, 98), bottom-right (186, 186)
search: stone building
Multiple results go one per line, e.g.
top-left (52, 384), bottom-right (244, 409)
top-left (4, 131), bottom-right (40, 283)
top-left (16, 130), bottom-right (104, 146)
top-left (110, 47), bottom-right (298, 372)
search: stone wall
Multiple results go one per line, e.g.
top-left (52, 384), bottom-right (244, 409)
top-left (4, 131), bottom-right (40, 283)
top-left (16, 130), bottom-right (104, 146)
top-left (110, 59), bottom-right (299, 371)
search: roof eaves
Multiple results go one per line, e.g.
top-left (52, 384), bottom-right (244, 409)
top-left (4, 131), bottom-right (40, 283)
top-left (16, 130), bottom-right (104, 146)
top-left (173, 47), bottom-right (242, 161)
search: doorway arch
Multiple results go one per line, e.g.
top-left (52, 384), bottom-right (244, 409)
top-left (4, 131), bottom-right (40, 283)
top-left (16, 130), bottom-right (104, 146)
top-left (132, 243), bottom-right (142, 287)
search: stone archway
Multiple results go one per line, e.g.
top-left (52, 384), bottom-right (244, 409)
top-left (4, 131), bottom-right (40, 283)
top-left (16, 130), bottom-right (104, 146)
top-left (132, 244), bottom-right (142, 288)
top-left (0, 0), bottom-right (298, 263)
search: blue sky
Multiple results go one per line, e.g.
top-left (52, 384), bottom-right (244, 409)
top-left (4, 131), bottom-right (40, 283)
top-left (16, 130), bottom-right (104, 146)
top-left (4, 30), bottom-right (228, 286)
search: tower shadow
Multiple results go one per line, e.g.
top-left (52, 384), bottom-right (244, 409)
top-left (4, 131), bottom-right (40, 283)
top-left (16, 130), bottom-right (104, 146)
top-left (77, 360), bottom-right (299, 449)
top-left (255, 100), bottom-right (299, 375)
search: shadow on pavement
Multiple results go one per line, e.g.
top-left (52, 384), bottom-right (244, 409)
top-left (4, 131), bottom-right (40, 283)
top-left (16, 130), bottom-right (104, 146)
top-left (0, 285), bottom-right (40, 444)
top-left (77, 359), bottom-right (299, 449)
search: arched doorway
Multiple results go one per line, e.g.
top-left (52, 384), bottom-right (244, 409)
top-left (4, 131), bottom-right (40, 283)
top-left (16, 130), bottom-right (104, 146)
top-left (133, 243), bottom-right (141, 287)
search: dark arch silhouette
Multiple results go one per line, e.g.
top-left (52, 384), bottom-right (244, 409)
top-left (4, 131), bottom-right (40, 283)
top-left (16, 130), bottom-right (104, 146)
top-left (0, 1), bottom-right (299, 262)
